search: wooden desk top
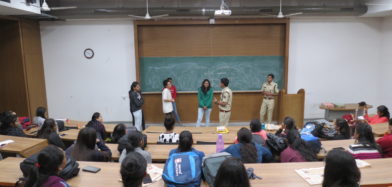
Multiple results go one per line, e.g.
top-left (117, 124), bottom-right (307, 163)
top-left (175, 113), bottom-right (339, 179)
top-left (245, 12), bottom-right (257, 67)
top-left (144, 126), bottom-right (245, 134)
top-left (107, 144), bottom-right (120, 161)
top-left (372, 123), bottom-right (389, 137)
top-left (65, 120), bottom-right (115, 133)
top-left (319, 103), bottom-right (373, 111)
top-left (0, 157), bottom-right (24, 186)
top-left (59, 129), bottom-right (80, 142)
top-left (146, 132), bottom-right (237, 144)
top-left (0, 135), bottom-right (48, 157)
top-left (23, 127), bottom-right (39, 137)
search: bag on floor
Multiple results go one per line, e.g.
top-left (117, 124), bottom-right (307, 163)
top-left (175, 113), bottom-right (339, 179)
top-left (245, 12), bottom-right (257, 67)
top-left (202, 152), bottom-right (232, 187)
top-left (163, 151), bottom-right (202, 187)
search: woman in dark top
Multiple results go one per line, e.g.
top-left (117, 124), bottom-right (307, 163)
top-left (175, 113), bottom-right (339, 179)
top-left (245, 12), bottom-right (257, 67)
top-left (66, 127), bottom-right (112, 162)
top-left (37, 119), bottom-right (65, 149)
top-left (214, 157), bottom-right (250, 187)
top-left (108, 123), bottom-right (126, 143)
top-left (0, 111), bottom-right (25, 137)
top-left (280, 130), bottom-right (317, 162)
top-left (129, 81), bottom-right (144, 131)
top-left (323, 149), bottom-right (360, 187)
top-left (85, 112), bottom-right (107, 140)
top-left (275, 116), bottom-right (297, 137)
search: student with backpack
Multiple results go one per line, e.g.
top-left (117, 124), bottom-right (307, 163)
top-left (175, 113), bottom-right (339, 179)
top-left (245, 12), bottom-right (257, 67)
top-left (376, 118), bottom-right (392, 157)
top-left (25, 145), bottom-right (70, 187)
top-left (36, 119), bottom-right (65, 150)
top-left (121, 152), bottom-right (147, 187)
top-left (348, 122), bottom-right (382, 159)
top-left (280, 130), bottom-right (317, 162)
top-left (119, 130), bottom-right (151, 163)
top-left (163, 131), bottom-right (204, 186)
top-left (158, 117), bottom-right (179, 144)
top-left (322, 149), bottom-right (361, 187)
top-left (223, 128), bottom-right (272, 163)
top-left (234, 119), bottom-right (267, 145)
top-left (214, 157), bottom-right (250, 187)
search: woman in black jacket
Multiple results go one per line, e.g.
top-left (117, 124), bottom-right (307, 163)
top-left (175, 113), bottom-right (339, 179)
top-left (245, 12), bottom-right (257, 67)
top-left (129, 81), bottom-right (144, 131)
top-left (36, 119), bottom-right (65, 149)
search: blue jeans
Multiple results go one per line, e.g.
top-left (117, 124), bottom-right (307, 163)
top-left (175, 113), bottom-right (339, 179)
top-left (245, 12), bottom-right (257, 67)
top-left (197, 108), bottom-right (212, 127)
top-left (172, 102), bottom-right (181, 124)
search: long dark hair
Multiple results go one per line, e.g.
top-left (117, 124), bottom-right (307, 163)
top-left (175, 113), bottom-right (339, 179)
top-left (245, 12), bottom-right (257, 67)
top-left (125, 130), bottom-right (143, 153)
top-left (25, 145), bottom-right (65, 187)
top-left (335, 118), bottom-right (351, 139)
top-left (112, 123), bottom-right (126, 143)
top-left (214, 157), bottom-right (250, 187)
top-left (37, 119), bottom-right (57, 139)
top-left (35, 107), bottom-right (47, 119)
top-left (283, 116), bottom-right (297, 131)
top-left (200, 79), bottom-right (211, 94)
top-left (178, 131), bottom-right (193, 152)
top-left (130, 81), bottom-right (140, 92)
top-left (237, 128), bottom-right (258, 163)
top-left (322, 149), bottom-right (360, 187)
top-left (249, 119), bottom-right (261, 133)
top-left (71, 127), bottom-right (97, 161)
top-left (91, 112), bottom-right (101, 121)
top-left (0, 111), bottom-right (17, 130)
top-left (286, 130), bottom-right (317, 161)
top-left (377, 105), bottom-right (390, 119)
top-left (355, 122), bottom-right (380, 152)
top-left (121, 152), bottom-right (147, 187)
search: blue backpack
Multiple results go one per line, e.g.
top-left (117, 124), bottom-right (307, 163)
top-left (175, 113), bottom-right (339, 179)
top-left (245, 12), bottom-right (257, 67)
top-left (300, 123), bottom-right (322, 154)
top-left (163, 151), bottom-right (202, 187)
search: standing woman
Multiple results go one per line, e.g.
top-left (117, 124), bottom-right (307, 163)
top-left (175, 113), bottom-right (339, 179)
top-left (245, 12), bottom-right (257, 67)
top-left (129, 81), bottom-right (144, 131)
top-left (196, 79), bottom-right (213, 127)
top-left (167, 78), bottom-right (182, 124)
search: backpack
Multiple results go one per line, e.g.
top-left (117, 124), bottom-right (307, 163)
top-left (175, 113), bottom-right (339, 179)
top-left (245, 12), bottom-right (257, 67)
top-left (163, 151), bottom-right (202, 187)
top-left (20, 154), bottom-right (80, 180)
top-left (300, 123), bottom-right (322, 154)
top-left (266, 133), bottom-right (287, 155)
top-left (202, 152), bottom-right (232, 187)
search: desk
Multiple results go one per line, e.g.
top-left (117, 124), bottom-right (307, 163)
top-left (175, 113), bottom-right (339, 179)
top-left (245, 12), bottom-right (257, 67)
top-left (144, 126), bottom-right (244, 134)
top-left (59, 129), bottom-right (80, 142)
top-left (23, 127), bottom-right (39, 137)
top-left (107, 144), bottom-right (120, 161)
top-left (372, 123), bottom-right (388, 137)
top-left (0, 135), bottom-right (48, 157)
top-left (65, 120), bottom-right (116, 133)
top-left (146, 132), bottom-right (237, 144)
top-left (0, 157), bottom-right (24, 186)
top-left (319, 103), bottom-right (372, 121)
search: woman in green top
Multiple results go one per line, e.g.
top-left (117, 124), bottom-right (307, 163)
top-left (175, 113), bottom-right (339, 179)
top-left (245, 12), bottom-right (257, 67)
top-left (197, 79), bottom-right (213, 127)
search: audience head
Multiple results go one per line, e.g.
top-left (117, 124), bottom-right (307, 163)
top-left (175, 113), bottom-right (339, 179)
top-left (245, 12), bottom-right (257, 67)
top-left (167, 77), bottom-right (173, 82)
top-left (112, 123), bottom-right (126, 143)
top-left (25, 145), bottom-right (66, 187)
top-left (283, 116), bottom-right (297, 131)
top-left (286, 130), bottom-right (317, 161)
top-left (164, 117), bottom-right (175, 131)
top-left (358, 101), bottom-right (367, 107)
top-left (267, 73), bottom-right (275, 82)
top-left (377, 105), bottom-right (390, 119)
top-left (214, 157), bottom-right (250, 187)
top-left (220, 78), bottom-right (229, 88)
top-left (131, 81), bottom-right (141, 92)
top-left (249, 119), bottom-right (262, 133)
top-left (37, 118), bottom-right (57, 138)
top-left (121, 152), bottom-right (147, 187)
top-left (178, 130), bottom-right (193, 152)
top-left (35, 106), bottom-right (47, 119)
top-left (200, 79), bottom-right (211, 93)
top-left (335, 118), bottom-right (351, 139)
top-left (237, 128), bottom-right (257, 163)
top-left (125, 130), bottom-right (144, 153)
top-left (71, 127), bottom-right (97, 161)
top-left (322, 149), bottom-right (360, 187)
top-left (0, 111), bottom-right (17, 129)
top-left (163, 79), bottom-right (171, 89)
top-left (91, 112), bottom-right (103, 123)
top-left (354, 122), bottom-right (380, 152)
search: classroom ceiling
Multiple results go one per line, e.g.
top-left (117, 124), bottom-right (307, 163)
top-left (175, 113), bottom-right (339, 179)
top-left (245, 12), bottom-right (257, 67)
top-left (33, 0), bottom-right (370, 20)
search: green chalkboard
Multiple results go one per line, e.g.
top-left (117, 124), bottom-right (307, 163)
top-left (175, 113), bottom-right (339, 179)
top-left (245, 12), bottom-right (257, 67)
top-left (140, 56), bottom-right (284, 92)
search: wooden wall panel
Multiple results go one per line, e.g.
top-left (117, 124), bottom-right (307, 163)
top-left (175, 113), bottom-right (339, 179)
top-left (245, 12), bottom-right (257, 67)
top-left (278, 89), bottom-right (305, 128)
top-left (0, 20), bottom-right (29, 116)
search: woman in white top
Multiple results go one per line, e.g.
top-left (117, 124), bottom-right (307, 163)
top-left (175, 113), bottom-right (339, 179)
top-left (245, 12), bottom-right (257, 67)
top-left (158, 117), bottom-right (179, 144)
top-left (162, 79), bottom-right (174, 116)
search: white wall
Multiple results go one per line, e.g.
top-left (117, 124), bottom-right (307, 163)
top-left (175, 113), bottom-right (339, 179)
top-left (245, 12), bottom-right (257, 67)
top-left (380, 16), bottom-right (392, 111)
top-left (40, 20), bottom-right (135, 121)
top-left (289, 17), bottom-right (383, 118)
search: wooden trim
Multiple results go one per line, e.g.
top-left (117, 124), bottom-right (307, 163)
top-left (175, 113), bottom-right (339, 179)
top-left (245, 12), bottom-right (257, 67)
top-left (142, 90), bottom-right (263, 95)
top-left (133, 21), bottom-right (141, 81)
top-left (284, 19), bottom-right (290, 89)
top-left (135, 18), bottom-right (289, 26)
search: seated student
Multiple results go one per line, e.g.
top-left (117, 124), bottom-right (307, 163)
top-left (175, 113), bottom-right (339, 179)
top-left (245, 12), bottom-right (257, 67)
top-left (37, 119), bottom-right (65, 150)
top-left (85, 112), bottom-right (107, 140)
top-left (158, 117), bottom-right (179, 144)
top-left (234, 119), bottom-right (267, 145)
top-left (376, 118), bottom-right (392, 157)
top-left (66, 127), bottom-right (112, 162)
top-left (275, 116), bottom-right (297, 138)
top-left (169, 130), bottom-right (205, 161)
top-left (121, 152), bottom-right (147, 187)
top-left (119, 130), bottom-right (151, 163)
top-left (32, 106), bottom-right (47, 128)
top-left (313, 118), bottom-right (351, 140)
top-left (107, 123), bottom-right (126, 143)
top-left (348, 122), bottom-right (382, 159)
top-left (117, 126), bottom-right (147, 153)
top-left (25, 145), bottom-right (70, 187)
top-left (0, 111), bottom-right (25, 137)
top-left (214, 157), bottom-right (250, 187)
top-left (364, 105), bottom-right (390, 125)
top-left (280, 130), bottom-right (317, 162)
top-left (322, 149), bottom-right (360, 187)
top-left (223, 128), bottom-right (272, 163)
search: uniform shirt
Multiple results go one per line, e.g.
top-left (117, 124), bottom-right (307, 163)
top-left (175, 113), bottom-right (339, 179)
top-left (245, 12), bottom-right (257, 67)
top-left (162, 88), bottom-right (173, 113)
top-left (261, 81), bottom-right (279, 99)
top-left (219, 87), bottom-right (233, 111)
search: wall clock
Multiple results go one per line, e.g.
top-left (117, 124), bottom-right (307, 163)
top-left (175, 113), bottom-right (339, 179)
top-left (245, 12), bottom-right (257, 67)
top-left (84, 48), bottom-right (94, 59)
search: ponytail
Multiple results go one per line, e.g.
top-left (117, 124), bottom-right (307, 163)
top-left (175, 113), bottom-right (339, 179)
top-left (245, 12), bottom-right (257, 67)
top-left (178, 131), bottom-right (193, 152)
top-left (237, 128), bottom-right (257, 163)
top-left (125, 131), bottom-right (143, 153)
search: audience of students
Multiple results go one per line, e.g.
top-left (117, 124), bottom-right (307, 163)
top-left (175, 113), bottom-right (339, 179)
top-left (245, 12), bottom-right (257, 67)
top-left (348, 122), bottom-right (382, 159)
top-left (0, 111), bottom-right (25, 137)
top-left (169, 131), bottom-right (205, 161)
top-left (223, 128), bottom-right (272, 163)
top-left (234, 119), bottom-right (267, 145)
top-left (33, 106), bottom-right (47, 128)
top-left (25, 145), bottom-right (70, 187)
top-left (322, 149), bottom-right (361, 187)
top-left (196, 79), bottom-right (213, 127)
top-left (66, 127), bottom-right (112, 162)
top-left (85, 112), bottom-right (107, 140)
top-left (275, 116), bottom-right (297, 137)
top-left (120, 152), bottom-right (147, 187)
top-left (108, 123), bottom-right (126, 143)
top-left (158, 117), bottom-right (179, 144)
top-left (119, 130), bottom-right (151, 163)
top-left (37, 119), bottom-right (65, 149)
top-left (364, 105), bottom-right (390, 125)
top-left (214, 157), bottom-right (250, 187)
top-left (376, 118), bottom-right (392, 158)
top-left (280, 130), bottom-right (317, 162)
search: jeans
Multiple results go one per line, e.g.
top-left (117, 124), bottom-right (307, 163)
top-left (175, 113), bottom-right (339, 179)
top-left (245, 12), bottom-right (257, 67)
top-left (172, 102), bottom-right (181, 124)
top-left (132, 109), bottom-right (143, 131)
top-left (197, 108), bottom-right (212, 127)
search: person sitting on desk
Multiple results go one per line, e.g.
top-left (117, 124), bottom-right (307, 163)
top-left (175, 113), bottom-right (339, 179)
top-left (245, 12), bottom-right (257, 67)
top-left (214, 78), bottom-right (232, 127)
top-left (364, 105), bottom-right (390, 125)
